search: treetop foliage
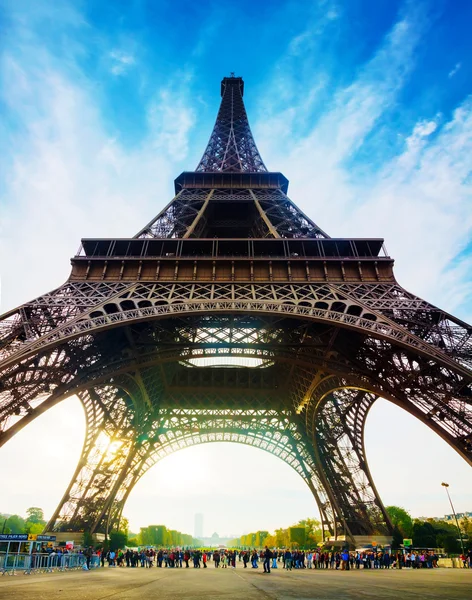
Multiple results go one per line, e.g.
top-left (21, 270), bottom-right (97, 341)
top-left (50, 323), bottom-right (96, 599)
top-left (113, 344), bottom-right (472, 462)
top-left (0, 507), bottom-right (46, 535)
top-left (385, 506), bottom-right (413, 538)
top-left (228, 518), bottom-right (322, 548)
top-left (138, 524), bottom-right (199, 548)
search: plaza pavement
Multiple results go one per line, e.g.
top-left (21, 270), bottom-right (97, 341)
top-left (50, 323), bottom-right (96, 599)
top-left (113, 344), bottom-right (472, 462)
top-left (0, 564), bottom-right (471, 600)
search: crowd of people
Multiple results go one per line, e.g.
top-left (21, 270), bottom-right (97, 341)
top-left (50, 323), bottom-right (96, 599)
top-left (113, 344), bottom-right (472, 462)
top-left (93, 547), bottom-right (472, 572)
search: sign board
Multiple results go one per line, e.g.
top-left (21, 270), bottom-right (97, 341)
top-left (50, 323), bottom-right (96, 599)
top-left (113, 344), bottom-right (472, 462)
top-left (66, 541), bottom-right (74, 550)
top-left (403, 539), bottom-right (413, 547)
top-left (0, 534), bottom-right (56, 542)
top-left (0, 534), bottom-right (28, 541)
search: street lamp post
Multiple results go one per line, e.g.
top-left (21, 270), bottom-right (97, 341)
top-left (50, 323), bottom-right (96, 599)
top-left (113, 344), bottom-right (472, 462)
top-left (441, 482), bottom-right (466, 556)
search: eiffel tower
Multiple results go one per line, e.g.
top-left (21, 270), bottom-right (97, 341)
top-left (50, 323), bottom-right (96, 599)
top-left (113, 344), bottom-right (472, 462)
top-left (1, 76), bottom-right (471, 546)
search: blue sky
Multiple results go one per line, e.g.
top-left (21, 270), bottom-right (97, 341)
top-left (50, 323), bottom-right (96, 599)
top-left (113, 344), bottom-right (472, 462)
top-left (0, 0), bottom-right (471, 536)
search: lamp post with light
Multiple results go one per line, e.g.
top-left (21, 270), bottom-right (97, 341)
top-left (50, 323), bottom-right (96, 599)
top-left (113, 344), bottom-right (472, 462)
top-left (441, 482), bottom-right (466, 556)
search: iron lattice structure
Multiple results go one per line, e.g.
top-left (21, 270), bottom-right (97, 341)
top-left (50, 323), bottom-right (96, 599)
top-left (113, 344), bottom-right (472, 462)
top-left (1, 76), bottom-right (471, 544)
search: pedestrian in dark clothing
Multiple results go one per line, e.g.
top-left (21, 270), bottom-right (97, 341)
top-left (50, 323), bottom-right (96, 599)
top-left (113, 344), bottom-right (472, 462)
top-left (263, 547), bottom-right (272, 573)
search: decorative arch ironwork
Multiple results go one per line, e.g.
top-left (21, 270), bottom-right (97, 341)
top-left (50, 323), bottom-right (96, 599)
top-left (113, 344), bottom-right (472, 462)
top-left (1, 76), bottom-right (471, 546)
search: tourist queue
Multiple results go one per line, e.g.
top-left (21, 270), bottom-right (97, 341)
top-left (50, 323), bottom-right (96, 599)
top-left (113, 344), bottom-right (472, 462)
top-left (94, 547), bottom-right (472, 571)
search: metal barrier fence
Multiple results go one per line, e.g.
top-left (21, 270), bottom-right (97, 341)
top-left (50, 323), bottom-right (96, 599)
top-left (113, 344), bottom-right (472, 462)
top-left (0, 552), bottom-right (98, 575)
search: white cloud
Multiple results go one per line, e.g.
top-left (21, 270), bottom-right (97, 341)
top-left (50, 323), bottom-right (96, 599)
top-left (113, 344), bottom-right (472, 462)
top-left (448, 61), bottom-right (462, 78)
top-left (257, 6), bottom-right (472, 320)
top-left (254, 3), bottom-right (472, 518)
top-left (109, 50), bottom-right (136, 76)
top-left (147, 83), bottom-right (196, 161)
top-left (0, 37), bottom-right (194, 312)
top-left (347, 99), bottom-right (472, 317)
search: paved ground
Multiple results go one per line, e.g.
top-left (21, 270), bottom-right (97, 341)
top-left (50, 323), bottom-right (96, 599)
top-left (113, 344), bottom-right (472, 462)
top-left (1, 565), bottom-right (471, 600)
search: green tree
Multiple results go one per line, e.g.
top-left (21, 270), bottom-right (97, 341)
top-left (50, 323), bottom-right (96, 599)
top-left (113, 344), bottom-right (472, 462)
top-left (275, 528), bottom-right (289, 548)
top-left (120, 516), bottom-right (130, 534)
top-left (169, 529), bottom-right (182, 546)
top-left (289, 526), bottom-right (306, 548)
top-left (156, 525), bottom-right (167, 546)
top-left (1, 513), bottom-right (10, 533)
top-left (391, 525), bottom-right (404, 550)
top-left (255, 531), bottom-right (269, 547)
top-left (140, 525), bottom-right (167, 546)
top-left (461, 516), bottom-right (472, 542)
top-left (436, 531), bottom-right (460, 554)
top-left (164, 529), bottom-right (173, 547)
top-left (25, 522), bottom-right (44, 535)
top-left (296, 518), bottom-right (322, 546)
top-left (432, 520), bottom-right (462, 553)
top-left (140, 527), bottom-right (149, 545)
top-left (110, 531), bottom-right (128, 550)
top-left (5, 515), bottom-right (26, 534)
top-left (412, 520), bottom-right (436, 547)
top-left (385, 506), bottom-right (413, 538)
top-left (263, 534), bottom-right (276, 547)
top-left (26, 507), bottom-right (45, 524)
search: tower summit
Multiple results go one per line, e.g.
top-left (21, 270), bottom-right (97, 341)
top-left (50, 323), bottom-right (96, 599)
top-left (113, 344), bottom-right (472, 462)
top-left (0, 77), bottom-right (470, 547)
top-left (136, 75), bottom-right (327, 239)
top-left (196, 75), bottom-right (267, 173)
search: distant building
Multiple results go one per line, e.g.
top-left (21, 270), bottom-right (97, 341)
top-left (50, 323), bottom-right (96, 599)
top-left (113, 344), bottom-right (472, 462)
top-left (194, 513), bottom-right (203, 539)
top-left (443, 512), bottom-right (472, 525)
top-left (210, 532), bottom-right (220, 543)
top-left (416, 511), bottom-right (472, 525)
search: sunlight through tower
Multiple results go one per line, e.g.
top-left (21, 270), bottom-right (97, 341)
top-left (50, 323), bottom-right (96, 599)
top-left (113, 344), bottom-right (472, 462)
top-left (0, 75), bottom-right (470, 547)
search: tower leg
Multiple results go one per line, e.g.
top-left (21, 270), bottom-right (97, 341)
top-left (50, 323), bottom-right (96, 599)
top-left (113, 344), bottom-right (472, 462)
top-left (45, 385), bottom-right (142, 534)
top-left (309, 385), bottom-right (393, 544)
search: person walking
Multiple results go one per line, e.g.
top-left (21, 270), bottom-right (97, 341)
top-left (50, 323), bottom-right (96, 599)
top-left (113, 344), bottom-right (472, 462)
top-left (263, 546), bottom-right (272, 573)
top-left (84, 546), bottom-right (93, 570)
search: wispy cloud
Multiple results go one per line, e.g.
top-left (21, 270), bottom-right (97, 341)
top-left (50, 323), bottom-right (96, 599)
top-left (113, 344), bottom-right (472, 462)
top-left (252, 1), bottom-right (472, 518)
top-left (256, 3), bottom-right (472, 321)
top-left (0, 11), bottom-right (195, 312)
top-left (448, 61), bottom-right (462, 78)
top-left (109, 50), bottom-right (136, 76)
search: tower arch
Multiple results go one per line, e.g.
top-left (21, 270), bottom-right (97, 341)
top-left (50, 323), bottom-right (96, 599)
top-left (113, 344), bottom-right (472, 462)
top-left (0, 75), bottom-right (470, 546)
